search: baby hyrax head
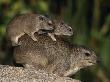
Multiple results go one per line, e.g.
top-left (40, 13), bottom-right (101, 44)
top-left (69, 46), bottom-right (97, 75)
top-left (37, 15), bottom-right (54, 31)
top-left (54, 21), bottom-right (73, 36)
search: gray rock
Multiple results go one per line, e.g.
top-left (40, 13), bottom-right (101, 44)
top-left (0, 65), bottom-right (81, 82)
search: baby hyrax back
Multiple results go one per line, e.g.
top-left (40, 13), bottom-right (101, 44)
top-left (48, 20), bottom-right (73, 41)
top-left (6, 13), bottom-right (54, 46)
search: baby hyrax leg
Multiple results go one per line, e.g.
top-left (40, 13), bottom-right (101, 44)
top-left (27, 32), bottom-right (38, 41)
top-left (48, 33), bottom-right (56, 41)
top-left (11, 37), bottom-right (19, 46)
top-left (11, 33), bottom-right (25, 46)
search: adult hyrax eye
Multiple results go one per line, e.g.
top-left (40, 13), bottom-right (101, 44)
top-left (85, 52), bottom-right (91, 57)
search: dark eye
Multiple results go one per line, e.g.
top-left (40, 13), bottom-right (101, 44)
top-left (39, 16), bottom-right (44, 21)
top-left (68, 28), bottom-right (72, 31)
top-left (85, 53), bottom-right (91, 57)
top-left (66, 27), bottom-right (72, 31)
top-left (60, 22), bottom-right (64, 25)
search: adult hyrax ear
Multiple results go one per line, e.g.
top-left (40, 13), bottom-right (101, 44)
top-left (38, 15), bottom-right (53, 26)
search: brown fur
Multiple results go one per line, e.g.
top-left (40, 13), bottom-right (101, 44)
top-left (14, 33), bottom-right (97, 76)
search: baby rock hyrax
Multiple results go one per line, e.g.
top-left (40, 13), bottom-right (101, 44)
top-left (6, 13), bottom-right (54, 46)
top-left (47, 20), bottom-right (73, 41)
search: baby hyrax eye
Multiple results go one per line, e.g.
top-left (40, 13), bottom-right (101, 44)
top-left (60, 22), bottom-right (64, 25)
top-left (66, 26), bottom-right (72, 31)
top-left (68, 28), bottom-right (72, 31)
top-left (39, 16), bottom-right (44, 21)
top-left (85, 52), bottom-right (91, 57)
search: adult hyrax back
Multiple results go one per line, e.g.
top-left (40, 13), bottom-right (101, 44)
top-left (6, 13), bottom-right (53, 46)
top-left (14, 33), bottom-right (97, 77)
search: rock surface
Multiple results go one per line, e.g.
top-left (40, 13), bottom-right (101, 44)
top-left (0, 65), bottom-right (81, 82)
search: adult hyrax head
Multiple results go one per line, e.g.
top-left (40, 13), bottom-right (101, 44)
top-left (64, 45), bottom-right (97, 76)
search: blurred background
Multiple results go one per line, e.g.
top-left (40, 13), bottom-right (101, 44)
top-left (0, 0), bottom-right (110, 82)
